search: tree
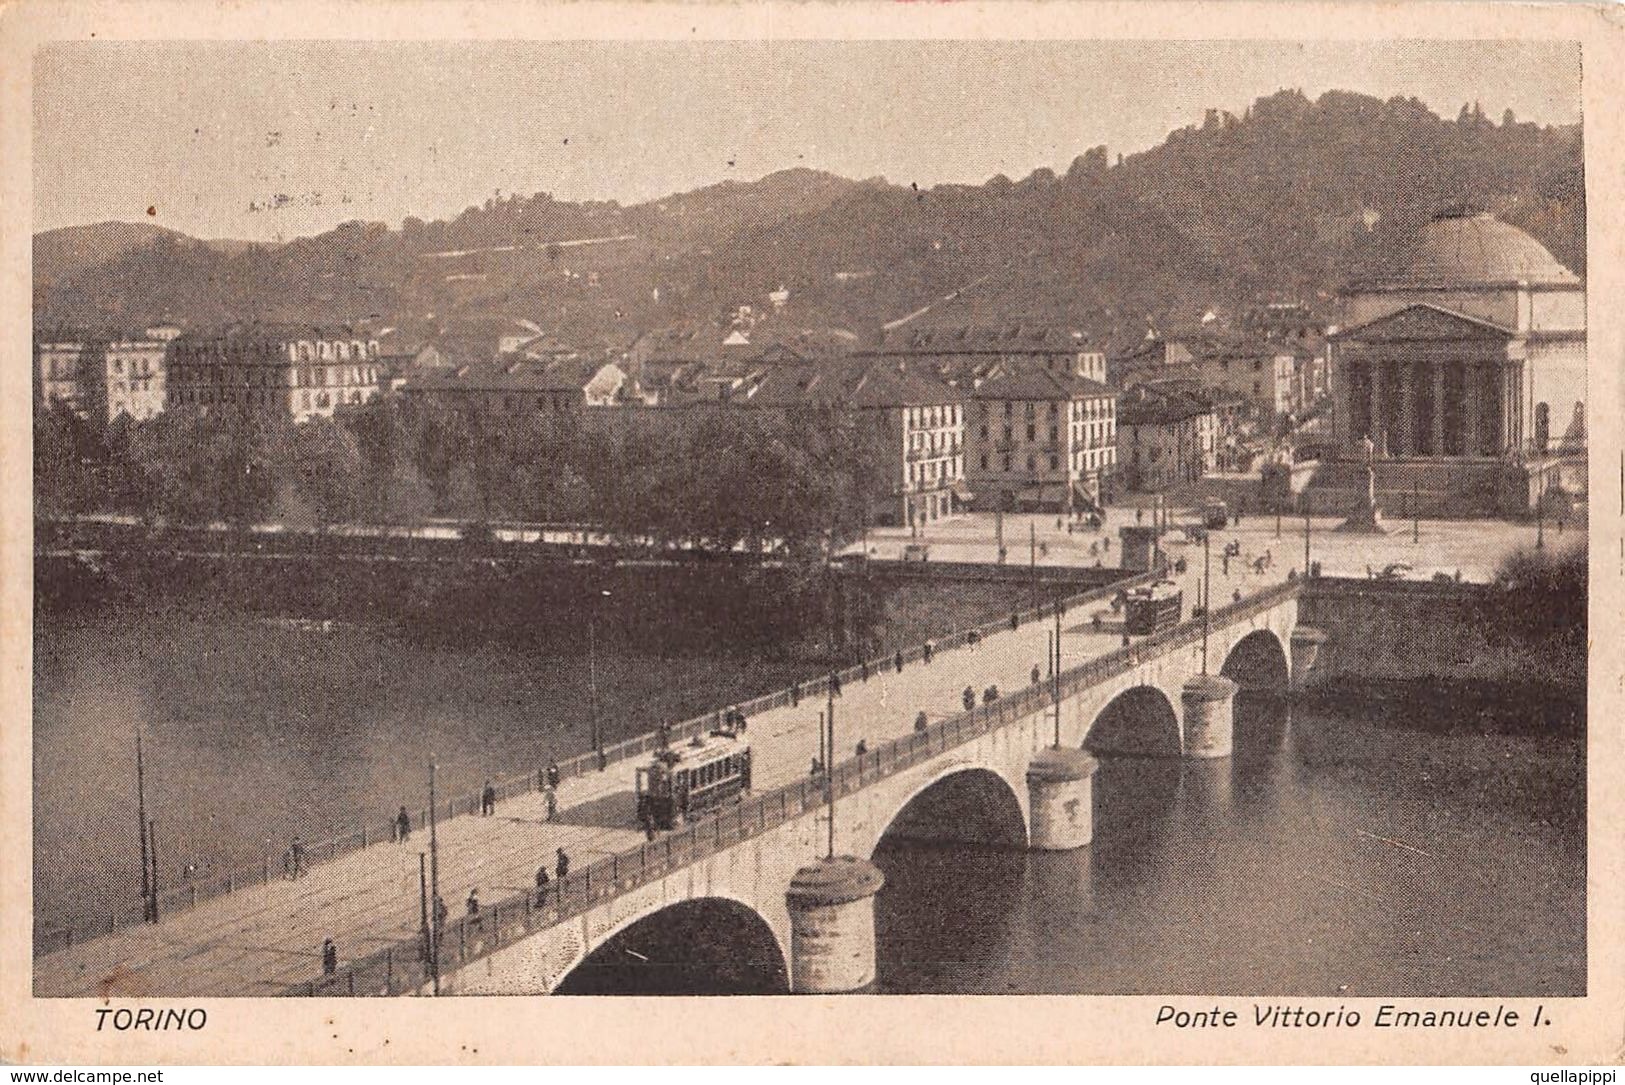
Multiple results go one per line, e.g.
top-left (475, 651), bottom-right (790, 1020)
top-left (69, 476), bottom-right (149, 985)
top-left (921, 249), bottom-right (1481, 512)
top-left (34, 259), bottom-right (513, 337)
top-left (290, 416), bottom-right (365, 531)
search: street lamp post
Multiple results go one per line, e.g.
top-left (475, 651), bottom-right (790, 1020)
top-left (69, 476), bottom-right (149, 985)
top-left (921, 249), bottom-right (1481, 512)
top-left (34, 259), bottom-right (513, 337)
top-left (1201, 529), bottom-right (1211, 675)
top-left (588, 588), bottom-right (612, 760)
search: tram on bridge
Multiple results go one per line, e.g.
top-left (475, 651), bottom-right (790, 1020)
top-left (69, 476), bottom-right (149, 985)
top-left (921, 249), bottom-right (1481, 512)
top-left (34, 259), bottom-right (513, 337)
top-left (635, 727), bottom-right (753, 830)
top-left (1125, 580), bottom-right (1184, 635)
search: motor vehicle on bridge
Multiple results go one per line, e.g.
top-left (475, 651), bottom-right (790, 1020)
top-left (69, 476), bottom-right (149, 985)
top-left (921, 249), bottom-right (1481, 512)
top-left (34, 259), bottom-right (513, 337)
top-left (635, 728), bottom-right (753, 830)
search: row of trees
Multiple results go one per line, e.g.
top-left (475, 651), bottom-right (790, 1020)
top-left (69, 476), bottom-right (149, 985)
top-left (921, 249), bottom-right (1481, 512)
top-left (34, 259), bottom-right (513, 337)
top-left (35, 399), bottom-right (893, 557)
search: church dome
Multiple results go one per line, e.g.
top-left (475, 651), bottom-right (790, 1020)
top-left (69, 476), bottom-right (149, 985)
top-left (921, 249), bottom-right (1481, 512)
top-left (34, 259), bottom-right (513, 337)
top-left (1380, 209), bottom-right (1579, 288)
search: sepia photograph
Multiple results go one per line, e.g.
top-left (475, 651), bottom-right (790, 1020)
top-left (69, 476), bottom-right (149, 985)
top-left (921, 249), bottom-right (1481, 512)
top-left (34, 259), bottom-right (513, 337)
top-left (5, 4), bottom-right (1617, 1065)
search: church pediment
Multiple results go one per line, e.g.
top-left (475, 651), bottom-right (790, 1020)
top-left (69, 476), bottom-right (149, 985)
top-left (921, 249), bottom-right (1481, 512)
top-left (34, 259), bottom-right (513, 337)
top-left (1336, 304), bottom-right (1515, 344)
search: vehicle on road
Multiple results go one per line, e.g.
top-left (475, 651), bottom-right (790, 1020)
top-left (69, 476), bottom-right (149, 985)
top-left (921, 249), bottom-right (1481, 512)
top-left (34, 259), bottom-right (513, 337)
top-left (1124, 580), bottom-right (1184, 635)
top-left (635, 729), bottom-right (752, 830)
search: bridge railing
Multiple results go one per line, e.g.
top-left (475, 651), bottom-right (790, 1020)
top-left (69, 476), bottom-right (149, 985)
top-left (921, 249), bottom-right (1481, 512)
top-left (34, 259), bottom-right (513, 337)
top-left (35, 565), bottom-right (1153, 958)
top-left (291, 578), bottom-right (1301, 997)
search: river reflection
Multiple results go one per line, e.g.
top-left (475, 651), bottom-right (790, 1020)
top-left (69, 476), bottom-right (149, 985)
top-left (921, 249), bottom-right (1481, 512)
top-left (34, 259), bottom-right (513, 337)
top-left (875, 693), bottom-right (1584, 996)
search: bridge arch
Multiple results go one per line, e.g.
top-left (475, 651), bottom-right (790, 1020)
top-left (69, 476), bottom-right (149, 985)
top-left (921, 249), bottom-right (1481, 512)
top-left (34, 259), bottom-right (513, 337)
top-left (550, 893), bottom-right (788, 995)
top-left (1219, 629), bottom-right (1290, 692)
top-left (1085, 685), bottom-right (1182, 757)
top-left (862, 764), bottom-right (1028, 860)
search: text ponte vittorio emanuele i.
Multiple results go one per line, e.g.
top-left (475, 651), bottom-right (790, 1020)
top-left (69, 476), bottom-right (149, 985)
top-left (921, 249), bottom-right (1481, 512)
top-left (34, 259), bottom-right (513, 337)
top-left (1155, 1004), bottom-right (1546, 1029)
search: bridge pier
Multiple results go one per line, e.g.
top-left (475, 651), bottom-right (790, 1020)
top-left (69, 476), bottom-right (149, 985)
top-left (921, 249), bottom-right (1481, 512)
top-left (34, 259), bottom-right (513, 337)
top-left (785, 857), bottom-right (886, 993)
top-left (1026, 747), bottom-right (1099, 850)
top-left (1290, 626), bottom-right (1328, 691)
top-left (1181, 675), bottom-right (1238, 759)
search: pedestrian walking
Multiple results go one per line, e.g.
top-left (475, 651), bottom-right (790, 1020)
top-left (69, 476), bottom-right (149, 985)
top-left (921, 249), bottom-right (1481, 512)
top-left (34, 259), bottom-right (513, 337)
top-left (915, 711), bottom-right (929, 733)
top-left (555, 848), bottom-right (570, 879)
top-left (321, 937), bottom-right (337, 976)
top-left (983, 685), bottom-right (999, 705)
top-left (967, 629), bottom-right (980, 650)
top-left (289, 837), bottom-right (305, 880)
top-left (923, 638), bottom-right (935, 663)
top-left (395, 806), bottom-right (412, 843)
top-left (791, 681), bottom-right (801, 707)
top-left (466, 888), bottom-right (481, 927)
top-left (534, 865), bottom-right (551, 905)
top-left (546, 761), bottom-right (561, 790)
top-left (894, 650), bottom-right (904, 674)
top-left (481, 780), bottom-right (497, 816)
top-left (544, 786), bottom-right (558, 822)
top-left (855, 740), bottom-right (867, 756)
top-left (962, 686), bottom-right (976, 712)
top-left (829, 672), bottom-right (842, 697)
top-left (1031, 664), bottom-right (1041, 686)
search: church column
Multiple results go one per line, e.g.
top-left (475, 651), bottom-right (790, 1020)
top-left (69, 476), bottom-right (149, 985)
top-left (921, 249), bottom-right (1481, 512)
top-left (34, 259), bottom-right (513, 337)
top-left (1370, 361), bottom-right (1386, 453)
top-left (1395, 363), bottom-right (1415, 456)
top-left (1431, 363), bottom-right (1446, 456)
top-left (1462, 363), bottom-right (1481, 457)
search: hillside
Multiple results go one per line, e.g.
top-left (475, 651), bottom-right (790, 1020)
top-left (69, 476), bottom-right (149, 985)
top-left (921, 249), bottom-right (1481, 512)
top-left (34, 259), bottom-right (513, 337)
top-left (34, 91), bottom-right (1584, 346)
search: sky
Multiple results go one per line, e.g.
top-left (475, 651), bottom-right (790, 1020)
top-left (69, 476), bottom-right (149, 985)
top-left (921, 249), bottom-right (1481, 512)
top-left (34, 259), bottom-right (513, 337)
top-left (33, 39), bottom-right (1582, 243)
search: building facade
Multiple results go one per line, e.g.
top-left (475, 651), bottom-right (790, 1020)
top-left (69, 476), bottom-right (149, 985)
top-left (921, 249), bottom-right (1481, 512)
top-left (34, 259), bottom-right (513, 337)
top-left (965, 367), bottom-right (1116, 512)
top-left (1113, 330), bottom-right (1295, 418)
top-left (1330, 209), bottom-right (1585, 462)
top-left (1115, 384), bottom-right (1219, 492)
top-left (35, 326), bottom-right (179, 425)
top-left (166, 326), bottom-right (383, 423)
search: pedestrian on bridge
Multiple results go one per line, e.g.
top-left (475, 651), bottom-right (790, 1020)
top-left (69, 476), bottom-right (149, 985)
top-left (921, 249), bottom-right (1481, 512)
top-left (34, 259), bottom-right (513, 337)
top-left (962, 686), bottom-right (975, 712)
top-left (894, 650), bottom-right (904, 674)
top-left (556, 848), bottom-right (570, 879)
top-left (466, 888), bottom-right (481, 928)
top-left (395, 806), bottom-right (412, 843)
top-left (916, 711), bottom-right (929, 733)
top-left (1031, 664), bottom-right (1041, 686)
top-left (481, 781), bottom-right (497, 816)
top-left (321, 938), bottom-right (337, 976)
top-left (534, 865), bottom-right (551, 905)
top-left (983, 685), bottom-right (999, 705)
top-left (967, 629), bottom-right (980, 650)
top-left (829, 672), bottom-right (842, 697)
top-left (289, 837), bottom-right (306, 880)
top-left (923, 639), bottom-right (935, 663)
top-left (855, 740), bottom-right (867, 756)
top-left (544, 787), bottom-right (558, 822)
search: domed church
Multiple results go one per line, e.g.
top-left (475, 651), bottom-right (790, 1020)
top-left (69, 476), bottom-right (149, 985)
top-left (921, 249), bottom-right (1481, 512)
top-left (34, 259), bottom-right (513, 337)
top-left (1326, 208), bottom-right (1585, 516)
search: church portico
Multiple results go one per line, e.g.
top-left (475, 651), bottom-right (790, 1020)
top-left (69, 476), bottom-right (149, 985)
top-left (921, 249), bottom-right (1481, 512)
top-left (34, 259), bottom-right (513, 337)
top-left (1322, 209), bottom-right (1585, 518)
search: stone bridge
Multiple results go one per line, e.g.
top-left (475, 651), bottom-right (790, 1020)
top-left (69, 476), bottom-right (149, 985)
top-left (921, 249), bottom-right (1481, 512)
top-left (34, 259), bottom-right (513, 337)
top-left (305, 580), bottom-right (1318, 997)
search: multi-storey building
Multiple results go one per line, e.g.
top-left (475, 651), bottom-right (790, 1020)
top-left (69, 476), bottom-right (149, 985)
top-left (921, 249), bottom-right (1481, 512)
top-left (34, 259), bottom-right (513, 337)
top-left (34, 326), bottom-right (179, 424)
top-left (750, 359), bottom-right (966, 528)
top-left (1115, 383), bottom-right (1219, 492)
top-left (166, 326), bottom-right (384, 424)
top-left (1112, 329), bottom-right (1295, 418)
top-left (964, 366), bottom-right (1116, 512)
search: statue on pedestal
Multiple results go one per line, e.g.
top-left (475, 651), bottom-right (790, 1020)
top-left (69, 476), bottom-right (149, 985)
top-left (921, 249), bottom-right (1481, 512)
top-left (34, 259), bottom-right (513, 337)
top-left (1336, 432), bottom-right (1389, 534)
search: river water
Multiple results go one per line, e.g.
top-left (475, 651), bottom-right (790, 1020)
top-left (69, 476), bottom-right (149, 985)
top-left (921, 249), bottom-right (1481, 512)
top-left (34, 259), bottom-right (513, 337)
top-left (35, 606), bottom-right (1583, 996)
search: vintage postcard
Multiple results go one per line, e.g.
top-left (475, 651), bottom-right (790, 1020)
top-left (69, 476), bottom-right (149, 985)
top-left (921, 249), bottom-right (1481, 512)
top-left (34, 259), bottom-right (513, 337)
top-left (1, 0), bottom-right (1621, 1066)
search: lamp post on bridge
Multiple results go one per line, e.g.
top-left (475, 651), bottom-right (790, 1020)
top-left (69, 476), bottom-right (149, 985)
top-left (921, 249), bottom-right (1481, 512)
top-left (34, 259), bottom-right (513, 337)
top-left (1201, 529), bottom-right (1211, 675)
top-left (588, 588), bottom-right (612, 763)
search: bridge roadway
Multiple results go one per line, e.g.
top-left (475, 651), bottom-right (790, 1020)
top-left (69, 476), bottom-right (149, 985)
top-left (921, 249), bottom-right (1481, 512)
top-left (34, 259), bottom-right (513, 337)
top-left (37, 540), bottom-right (1293, 998)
